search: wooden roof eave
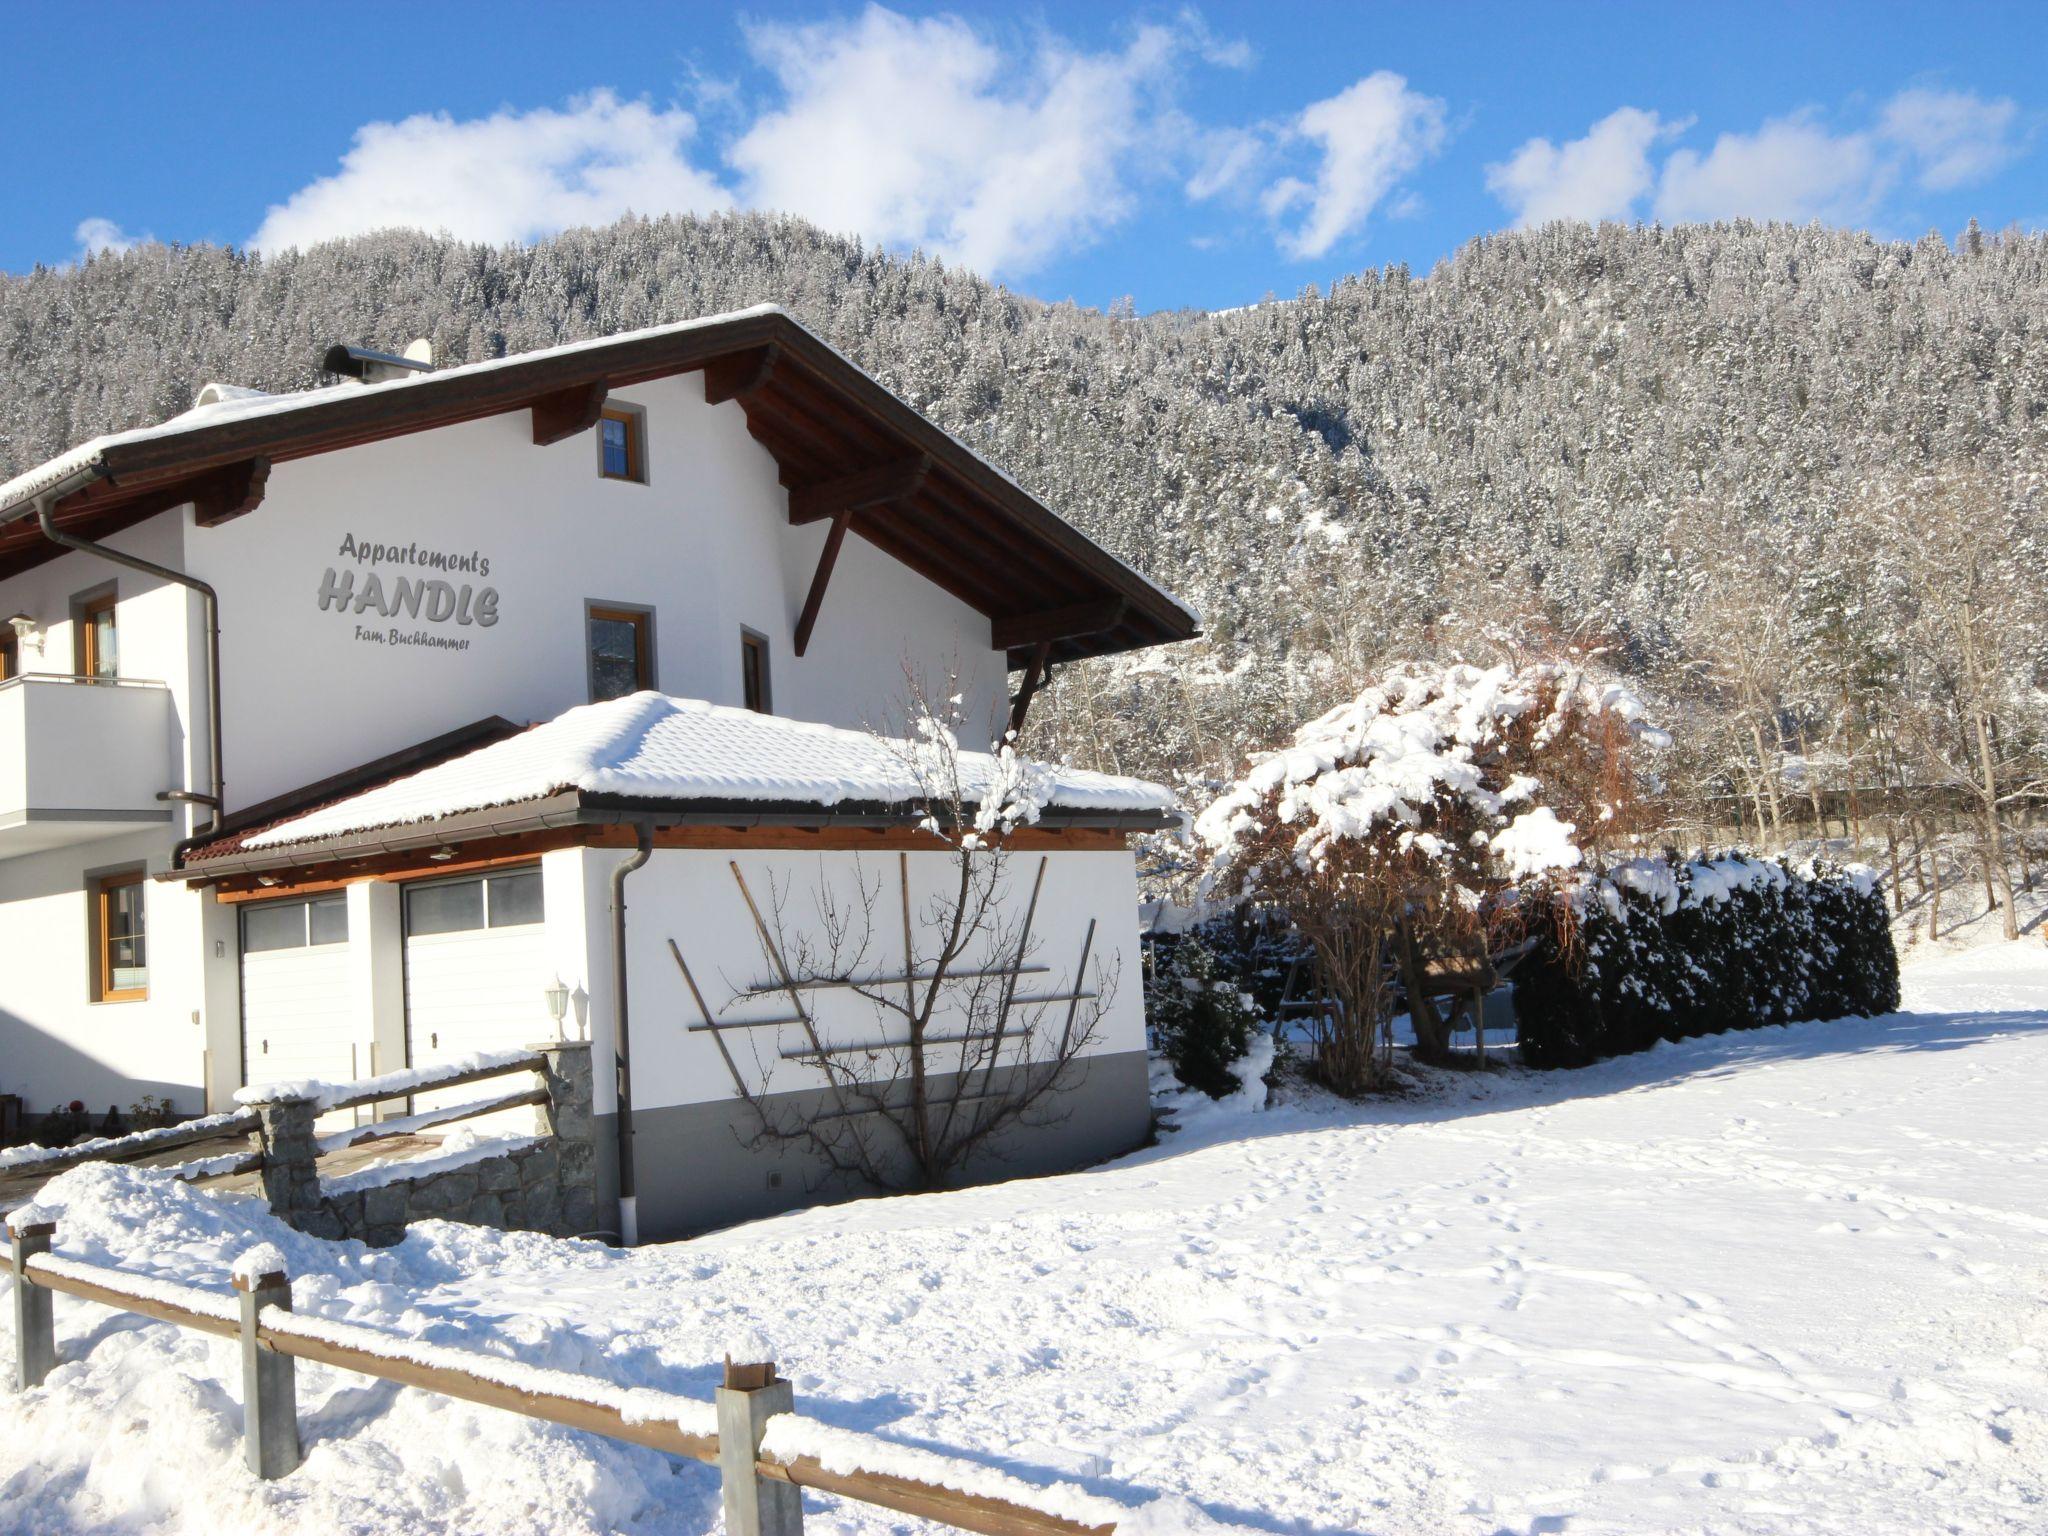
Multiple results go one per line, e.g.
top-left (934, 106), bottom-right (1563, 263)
top-left (170, 789), bottom-right (1175, 886)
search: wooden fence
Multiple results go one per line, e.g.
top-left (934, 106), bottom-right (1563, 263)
top-left (6, 1212), bottom-right (1120, 1536)
top-left (0, 1050), bottom-right (554, 1207)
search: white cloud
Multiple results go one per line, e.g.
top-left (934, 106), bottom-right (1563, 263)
top-left (1186, 126), bottom-right (1263, 202)
top-left (1654, 112), bottom-right (1885, 224)
top-left (248, 90), bottom-right (729, 252)
top-left (1879, 87), bottom-right (2019, 191)
top-left (74, 218), bottom-right (145, 259)
top-left (1487, 107), bottom-right (1671, 228)
top-left (1177, 9), bottom-right (1255, 70)
top-left (1496, 85), bottom-right (2024, 235)
top-left (728, 7), bottom-right (1192, 277)
top-left (1266, 72), bottom-right (1446, 260)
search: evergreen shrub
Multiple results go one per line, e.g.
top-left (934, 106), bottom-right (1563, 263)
top-left (1143, 918), bottom-right (1294, 1096)
top-left (1514, 854), bottom-right (1901, 1068)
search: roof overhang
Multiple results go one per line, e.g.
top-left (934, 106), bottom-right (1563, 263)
top-left (171, 788), bottom-right (1178, 887)
top-left (0, 310), bottom-right (1198, 667)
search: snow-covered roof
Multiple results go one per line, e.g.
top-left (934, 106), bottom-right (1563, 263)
top-left (243, 692), bottom-right (1174, 851)
top-left (0, 304), bottom-right (788, 515)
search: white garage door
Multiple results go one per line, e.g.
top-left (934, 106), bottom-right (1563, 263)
top-left (403, 868), bottom-right (551, 1127)
top-left (241, 894), bottom-right (361, 1130)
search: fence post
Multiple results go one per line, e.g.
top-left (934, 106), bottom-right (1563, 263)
top-left (8, 1215), bottom-right (55, 1391)
top-left (249, 1092), bottom-right (336, 1237)
top-left (717, 1354), bottom-right (802, 1536)
top-left (235, 1262), bottom-right (301, 1479)
top-left (536, 1040), bottom-right (598, 1237)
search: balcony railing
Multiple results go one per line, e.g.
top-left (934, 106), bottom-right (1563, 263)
top-left (0, 673), bottom-right (176, 857)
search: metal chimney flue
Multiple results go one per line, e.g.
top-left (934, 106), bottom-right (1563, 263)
top-left (321, 339), bottom-right (434, 386)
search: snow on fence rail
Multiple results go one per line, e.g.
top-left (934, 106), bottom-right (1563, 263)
top-left (5, 1213), bottom-right (1138, 1536)
top-left (0, 1052), bottom-right (552, 1193)
top-left (235, 1048), bottom-right (549, 1114)
top-left (0, 1108), bottom-right (261, 1179)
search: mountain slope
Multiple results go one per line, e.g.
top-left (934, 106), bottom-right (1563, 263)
top-left (5, 214), bottom-right (2045, 783)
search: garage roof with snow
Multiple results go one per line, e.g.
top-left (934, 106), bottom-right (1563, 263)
top-left (178, 692), bottom-right (1175, 875)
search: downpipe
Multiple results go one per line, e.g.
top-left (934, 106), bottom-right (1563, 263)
top-left (610, 822), bottom-right (654, 1247)
top-left (34, 489), bottom-right (226, 842)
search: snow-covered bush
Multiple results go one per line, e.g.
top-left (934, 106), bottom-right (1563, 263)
top-left (1195, 659), bottom-right (1665, 1091)
top-left (1143, 936), bottom-right (1260, 1099)
top-left (1514, 855), bottom-right (1900, 1067)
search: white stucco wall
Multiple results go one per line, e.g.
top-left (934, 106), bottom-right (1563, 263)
top-left (0, 830), bottom-right (211, 1115)
top-left (186, 373), bottom-right (1009, 809)
top-left (0, 371), bottom-right (1021, 1117)
top-left (558, 843), bottom-right (1148, 1119)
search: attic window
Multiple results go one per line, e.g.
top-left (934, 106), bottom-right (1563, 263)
top-left (598, 403), bottom-right (646, 483)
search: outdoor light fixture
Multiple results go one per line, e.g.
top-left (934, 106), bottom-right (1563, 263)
top-left (543, 976), bottom-right (571, 1039)
top-left (427, 845), bottom-right (457, 862)
top-left (5, 613), bottom-right (40, 652)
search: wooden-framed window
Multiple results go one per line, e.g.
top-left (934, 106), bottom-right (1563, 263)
top-left (740, 628), bottom-right (771, 714)
top-left (93, 869), bottom-right (148, 1002)
top-left (596, 403), bottom-right (647, 483)
top-left (587, 603), bottom-right (654, 702)
top-left (77, 589), bottom-right (118, 679)
top-left (0, 629), bottom-right (16, 682)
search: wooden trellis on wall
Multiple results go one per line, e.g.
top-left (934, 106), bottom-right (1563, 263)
top-left (667, 853), bottom-right (1104, 1116)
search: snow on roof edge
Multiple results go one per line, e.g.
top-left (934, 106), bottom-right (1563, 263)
top-left (0, 304), bottom-right (789, 515)
top-left (239, 692), bottom-right (1177, 854)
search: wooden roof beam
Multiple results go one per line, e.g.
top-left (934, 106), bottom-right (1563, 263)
top-left (991, 597), bottom-right (1128, 653)
top-left (793, 511), bottom-right (852, 658)
top-left (1008, 641), bottom-right (1053, 738)
top-left (788, 454), bottom-right (931, 526)
top-left (530, 381), bottom-right (610, 447)
top-left (191, 456), bottom-right (271, 528)
top-left (703, 344), bottom-right (780, 406)
top-left (59, 457), bottom-right (274, 533)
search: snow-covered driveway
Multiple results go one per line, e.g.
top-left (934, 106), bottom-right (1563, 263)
top-left (4, 948), bottom-right (2046, 1534)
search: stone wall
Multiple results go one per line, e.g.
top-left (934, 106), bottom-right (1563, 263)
top-left (247, 1041), bottom-right (599, 1247)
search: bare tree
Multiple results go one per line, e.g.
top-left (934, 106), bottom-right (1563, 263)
top-left (1862, 468), bottom-right (2048, 942)
top-left (676, 684), bottom-right (1118, 1194)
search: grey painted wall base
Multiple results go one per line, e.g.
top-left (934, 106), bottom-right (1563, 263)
top-left (602, 1048), bottom-right (1152, 1242)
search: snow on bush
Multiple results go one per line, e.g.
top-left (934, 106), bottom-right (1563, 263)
top-left (1515, 853), bottom-right (1901, 1067)
top-left (1193, 659), bottom-right (1662, 887)
top-left (1194, 658), bottom-right (1664, 1088)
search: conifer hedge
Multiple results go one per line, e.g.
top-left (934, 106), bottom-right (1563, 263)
top-left (1514, 855), bottom-right (1900, 1068)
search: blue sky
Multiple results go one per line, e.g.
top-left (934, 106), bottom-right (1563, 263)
top-left (5, 2), bottom-right (2043, 312)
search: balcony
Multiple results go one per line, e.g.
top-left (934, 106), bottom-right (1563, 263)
top-left (0, 675), bottom-right (176, 859)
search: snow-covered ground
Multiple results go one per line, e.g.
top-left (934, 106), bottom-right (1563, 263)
top-left (5, 946), bottom-right (2047, 1534)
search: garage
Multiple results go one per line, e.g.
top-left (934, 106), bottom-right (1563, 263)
top-left (402, 866), bottom-right (552, 1121)
top-left (239, 893), bottom-right (360, 1128)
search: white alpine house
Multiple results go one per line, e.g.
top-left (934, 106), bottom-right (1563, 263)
top-left (0, 306), bottom-right (1198, 1241)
